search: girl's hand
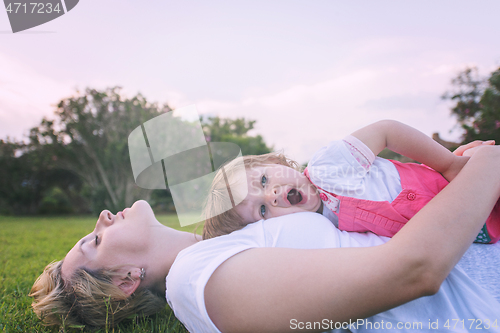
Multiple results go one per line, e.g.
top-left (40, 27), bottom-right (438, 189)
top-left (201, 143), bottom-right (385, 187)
top-left (453, 140), bottom-right (496, 157)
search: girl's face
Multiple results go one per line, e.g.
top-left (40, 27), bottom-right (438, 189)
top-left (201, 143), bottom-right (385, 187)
top-left (234, 164), bottom-right (321, 224)
top-left (61, 200), bottom-right (158, 279)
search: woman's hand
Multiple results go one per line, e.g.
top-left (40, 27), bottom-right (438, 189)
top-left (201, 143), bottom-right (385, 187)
top-left (442, 140), bottom-right (496, 181)
top-left (453, 140), bottom-right (495, 157)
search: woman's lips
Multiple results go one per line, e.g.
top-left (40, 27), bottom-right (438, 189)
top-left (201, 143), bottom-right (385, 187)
top-left (118, 208), bottom-right (128, 219)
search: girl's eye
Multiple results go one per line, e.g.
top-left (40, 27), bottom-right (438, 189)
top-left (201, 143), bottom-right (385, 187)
top-left (261, 175), bottom-right (267, 187)
top-left (95, 234), bottom-right (100, 245)
top-left (260, 205), bottom-right (266, 217)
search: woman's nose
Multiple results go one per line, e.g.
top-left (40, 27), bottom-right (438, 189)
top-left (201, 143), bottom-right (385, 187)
top-left (97, 210), bottom-right (114, 227)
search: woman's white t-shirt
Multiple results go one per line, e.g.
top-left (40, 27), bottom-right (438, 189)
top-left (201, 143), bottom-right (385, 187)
top-left (166, 213), bottom-right (500, 333)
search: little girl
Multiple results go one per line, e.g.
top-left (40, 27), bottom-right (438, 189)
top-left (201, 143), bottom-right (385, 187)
top-left (202, 120), bottom-right (500, 243)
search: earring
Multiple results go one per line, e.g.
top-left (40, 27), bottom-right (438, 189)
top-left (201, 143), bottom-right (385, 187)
top-left (139, 268), bottom-right (146, 280)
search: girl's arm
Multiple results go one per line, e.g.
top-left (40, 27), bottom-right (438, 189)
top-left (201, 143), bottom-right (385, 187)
top-left (205, 146), bottom-right (500, 333)
top-left (350, 119), bottom-right (468, 182)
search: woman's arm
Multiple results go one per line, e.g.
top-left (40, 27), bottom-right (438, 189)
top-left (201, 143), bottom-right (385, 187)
top-left (205, 146), bottom-right (500, 333)
top-left (350, 119), bottom-right (468, 182)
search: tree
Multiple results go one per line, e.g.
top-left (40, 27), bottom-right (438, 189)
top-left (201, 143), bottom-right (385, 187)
top-left (29, 87), bottom-right (170, 213)
top-left (16, 89), bottom-right (273, 215)
top-left (442, 67), bottom-right (500, 143)
top-left (201, 116), bottom-right (272, 156)
top-left (1, 87), bottom-right (274, 215)
top-left (0, 139), bottom-right (41, 214)
top-left (0, 139), bottom-right (82, 214)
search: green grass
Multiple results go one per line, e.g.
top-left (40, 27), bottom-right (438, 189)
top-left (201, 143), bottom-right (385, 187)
top-left (0, 214), bottom-right (201, 333)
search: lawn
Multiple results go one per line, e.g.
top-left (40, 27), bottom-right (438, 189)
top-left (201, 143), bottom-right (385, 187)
top-left (0, 214), bottom-right (200, 332)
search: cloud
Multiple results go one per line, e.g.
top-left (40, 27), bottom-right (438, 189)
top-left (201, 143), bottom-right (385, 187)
top-left (0, 34), bottom-right (478, 162)
top-left (0, 52), bottom-right (74, 140)
top-left (193, 56), bottom-right (465, 163)
top-left (362, 92), bottom-right (440, 111)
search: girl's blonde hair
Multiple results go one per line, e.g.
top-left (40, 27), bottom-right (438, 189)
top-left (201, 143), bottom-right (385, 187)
top-left (202, 151), bottom-right (301, 240)
top-left (30, 260), bottom-right (166, 329)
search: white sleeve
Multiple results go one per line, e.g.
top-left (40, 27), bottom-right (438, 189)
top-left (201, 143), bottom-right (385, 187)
top-left (166, 223), bottom-right (266, 333)
top-left (307, 137), bottom-right (375, 196)
top-left (342, 135), bottom-right (375, 170)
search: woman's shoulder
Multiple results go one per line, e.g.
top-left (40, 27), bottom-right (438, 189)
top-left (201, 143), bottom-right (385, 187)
top-left (169, 213), bottom-right (336, 279)
top-left (167, 213), bottom-right (343, 302)
top-left (168, 222), bottom-right (267, 281)
top-left (166, 222), bottom-right (267, 332)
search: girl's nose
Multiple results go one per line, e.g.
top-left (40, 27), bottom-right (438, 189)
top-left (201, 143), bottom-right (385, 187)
top-left (97, 210), bottom-right (114, 227)
top-left (266, 187), bottom-right (279, 206)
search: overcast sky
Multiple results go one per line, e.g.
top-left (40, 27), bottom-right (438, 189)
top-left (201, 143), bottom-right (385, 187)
top-left (1, 0), bottom-right (499, 163)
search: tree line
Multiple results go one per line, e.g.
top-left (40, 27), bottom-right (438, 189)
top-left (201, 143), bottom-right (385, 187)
top-left (0, 87), bottom-right (271, 215)
top-left (1, 66), bottom-right (499, 215)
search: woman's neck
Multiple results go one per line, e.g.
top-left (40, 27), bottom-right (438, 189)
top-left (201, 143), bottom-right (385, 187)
top-left (146, 226), bottom-right (201, 293)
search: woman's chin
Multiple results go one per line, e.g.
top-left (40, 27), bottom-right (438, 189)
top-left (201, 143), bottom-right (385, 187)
top-left (131, 200), bottom-right (155, 217)
top-left (132, 200), bottom-right (151, 209)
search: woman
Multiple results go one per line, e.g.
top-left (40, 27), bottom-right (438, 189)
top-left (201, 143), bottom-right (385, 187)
top-left (31, 144), bottom-right (500, 332)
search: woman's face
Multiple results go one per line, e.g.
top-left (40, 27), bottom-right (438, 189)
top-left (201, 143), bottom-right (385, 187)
top-left (61, 200), bottom-right (158, 278)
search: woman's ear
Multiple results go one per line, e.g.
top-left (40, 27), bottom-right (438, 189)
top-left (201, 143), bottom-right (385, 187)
top-left (112, 267), bottom-right (143, 296)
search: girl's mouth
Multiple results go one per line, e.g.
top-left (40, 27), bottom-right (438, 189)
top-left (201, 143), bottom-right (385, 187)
top-left (287, 188), bottom-right (303, 205)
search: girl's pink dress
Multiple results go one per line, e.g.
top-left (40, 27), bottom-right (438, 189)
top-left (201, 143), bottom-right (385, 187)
top-left (305, 143), bottom-right (500, 244)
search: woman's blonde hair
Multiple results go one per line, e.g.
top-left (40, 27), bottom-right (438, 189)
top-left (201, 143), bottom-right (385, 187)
top-left (202, 151), bottom-right (301, 240)
top-left (30, 260), bottom-right (166, 329)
